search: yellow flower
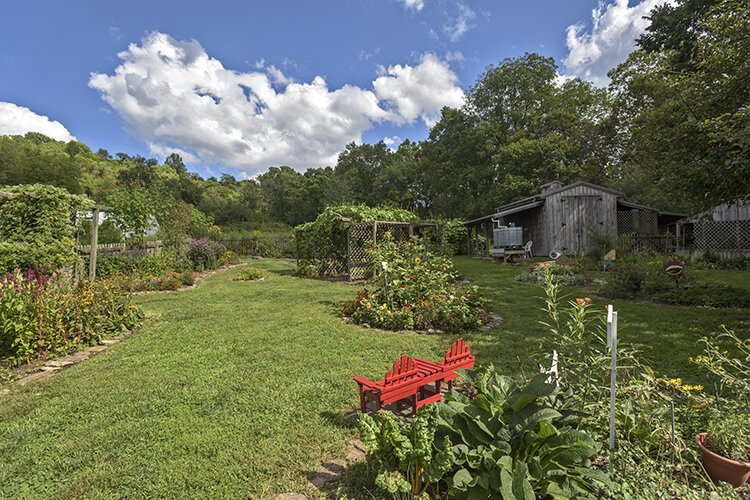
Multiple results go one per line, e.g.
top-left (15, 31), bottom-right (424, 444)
top-left (414, 257), bottom-right (422, 264)
top-left (666, 378), bottom-right (682, 388)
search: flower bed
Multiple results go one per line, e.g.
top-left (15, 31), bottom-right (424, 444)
top-left (341, 236), bottom-right (485, 332)
top-left (0, 269), bottom-right (142, 364)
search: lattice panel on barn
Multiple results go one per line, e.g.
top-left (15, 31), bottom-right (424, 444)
top-left (617, 210), bottom-right (657, 235)
top-left (694, 220), bottom-right (750, 250)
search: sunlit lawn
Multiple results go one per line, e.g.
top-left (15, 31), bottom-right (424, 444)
top-left (1, 257), bottom-right (747, 497)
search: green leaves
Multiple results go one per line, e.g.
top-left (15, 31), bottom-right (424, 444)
top-left (357, 404), bottom-right (454, 498)
top-left (436, 365), bottom-right (609, 499)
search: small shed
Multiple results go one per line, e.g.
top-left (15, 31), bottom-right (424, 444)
top-left (466, 181), bottom-right (683, 256)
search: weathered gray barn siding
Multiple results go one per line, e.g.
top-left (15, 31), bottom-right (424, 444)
top-left (540, 184), bottom-right (618, 255)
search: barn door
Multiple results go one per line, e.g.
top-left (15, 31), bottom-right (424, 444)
top-left (562, 195), bottom-right (604, 254)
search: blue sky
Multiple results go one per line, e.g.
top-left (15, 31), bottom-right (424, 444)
top-left (0, 0), bottom-right (664, 178)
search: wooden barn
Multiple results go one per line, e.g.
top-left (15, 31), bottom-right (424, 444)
top-left (466, 181), bottom-right (684, 257)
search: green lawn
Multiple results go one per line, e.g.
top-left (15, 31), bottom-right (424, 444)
top-left (1, 257), bottom-right (747, 497)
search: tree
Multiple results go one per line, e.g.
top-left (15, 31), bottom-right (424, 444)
top-left (164, 152), bottom-right (187, 174)
top-left (608, 0), bottom-right (750, 211)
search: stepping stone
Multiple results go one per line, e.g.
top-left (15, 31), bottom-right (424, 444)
top-left (45, 360), bottom-right (74, 368)
top-left (16, 371), bottom-right (55, 385)
top-left (100, 339), bottom-right (118, 345)
top-left (87, 346), bottom-right (107, 353)
top-left (273, 495), bottom-right (307, 500)
top-left (40, 366), bottom-right (61, 372)
top-left (309, 459), bottom-right (346, 489)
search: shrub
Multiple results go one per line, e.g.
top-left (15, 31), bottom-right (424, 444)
top-left (233, 266), bottom-right (267, 281)
top-left (516, 261), bottom-right (585, 286)
top-left (0, 184), bottom-right (93, 273)
top-left (96, 253), bottom-right (188, 279)
top-left (436, 367), bottom-right (611, 499)
top-left (0, 269), bottom-right (142, 364)
top-left (693, 252), bottom-right (750, 271)
top-left (130, 271), bottom-right (194, 292)
top-left (601, 255), bottom-right (750, 307)
top-left (186, 238), bottom-right (226, 271)
top-left (341, 235), bottom-right (485, 332)
top-left (219, 250), bottom-right (240, 266)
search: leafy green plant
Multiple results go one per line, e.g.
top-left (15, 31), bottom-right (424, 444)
top-left (358, 404), bottom-right (454, 499)
top-left (341, 235), bottom-right (485, 332)
top-left (233, 266), bottom-right (267, 281)
top-left (0, 184), bottom-right (93, 273)
top-left (705, 407), bottom-right (750, 462)
top-left (436, 366), bottom-right (611, 499)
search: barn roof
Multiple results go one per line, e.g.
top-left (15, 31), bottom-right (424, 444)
top-left (465, 181), bottom-right (685, 226)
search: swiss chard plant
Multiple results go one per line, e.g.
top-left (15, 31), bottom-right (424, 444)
top-left (358, 404), bottom-right (454, 499)
top-left (436, 366), bottom-right (612, 499)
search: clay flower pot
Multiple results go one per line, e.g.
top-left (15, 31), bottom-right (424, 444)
top-left (695, 433), bottom-right (750, 487)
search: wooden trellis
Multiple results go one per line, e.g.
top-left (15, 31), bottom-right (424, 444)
top-left (617, 210), bottom-right (658, 235)
top-left (297, 220), bottom-right (442, 281)
top-left (693, 220), bottom-right (750, 250)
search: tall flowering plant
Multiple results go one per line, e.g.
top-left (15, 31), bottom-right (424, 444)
top-left (0, 269), bottom-right (142, 364)
top-left (186, 238), bottom-right (227, 271)
top-left (342, 235), bottom-right (485, 332)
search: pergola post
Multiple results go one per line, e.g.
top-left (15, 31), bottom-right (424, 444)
top-left (89, 206), bottom-right (100, 282)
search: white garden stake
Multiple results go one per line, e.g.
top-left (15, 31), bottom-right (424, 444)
top-left (606, 304), bottom-right (618, 449)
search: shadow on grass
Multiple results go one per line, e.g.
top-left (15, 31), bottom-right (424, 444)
top-left (320, 410), bottom-right (358, 430)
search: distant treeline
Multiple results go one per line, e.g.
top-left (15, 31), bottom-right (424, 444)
top-left (1, 0), bottom-right (747, 231)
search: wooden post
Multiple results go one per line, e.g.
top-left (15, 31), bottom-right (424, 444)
top-left (373, 221), bottom-right (378, 247)
top-left (89, 206), bottom-right (100, 282)
top-left (607, 305), bottom-right (618, 450)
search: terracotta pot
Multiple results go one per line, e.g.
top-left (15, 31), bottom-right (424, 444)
top-left (695, 433), bottom-right (750, 487)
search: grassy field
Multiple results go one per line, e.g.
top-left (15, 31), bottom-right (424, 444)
top-left (1, 257), bottom-right (747, 497)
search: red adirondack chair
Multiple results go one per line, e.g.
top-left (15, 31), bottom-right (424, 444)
top-left (354, 354), bottom-right (443, 414)
top-left (415, 338), bottom-right (475, 392)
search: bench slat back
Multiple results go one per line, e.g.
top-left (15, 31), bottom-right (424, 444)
top-left (384, 355), bottom-right (421, 389)
top-left (444, 338), bottom-right (473, 368)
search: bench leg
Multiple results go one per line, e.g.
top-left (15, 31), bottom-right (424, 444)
top-left (412, 394), bottom-right (417, 415)
top-left (448, 380), bottom-right (453, 392)
top-left (360, 389), bottom-right (367, 413)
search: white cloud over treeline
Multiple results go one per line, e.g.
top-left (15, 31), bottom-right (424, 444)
top-left (89, 32), bottom-right (464, 173)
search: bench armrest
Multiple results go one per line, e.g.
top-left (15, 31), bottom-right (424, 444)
top-left (353, 375), bottom-right (379, 389)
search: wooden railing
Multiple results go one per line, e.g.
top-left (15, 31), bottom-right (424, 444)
top-left (75, 241), bottom-right (163, 257)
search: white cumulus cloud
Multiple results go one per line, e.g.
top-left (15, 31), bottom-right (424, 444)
top-left (401, 0), bottom-right (425, 11)
top-left (89, 32), bottom-right (464, 173)
top-left (443, 1), bottom-right (476, 42)
top-left (374, 53), bottom-right (464, 126)
top-left (563, 0), bottom-right (673, 86)
top-left (0, 102), bottom-right (75, 141)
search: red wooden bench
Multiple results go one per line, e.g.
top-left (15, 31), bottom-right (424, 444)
top-left (415, 338), bottom-right (475, 392)
top-left (354, 354), bottom-right (444, 414)
top-left (353, 339), bottom-right (475, 414)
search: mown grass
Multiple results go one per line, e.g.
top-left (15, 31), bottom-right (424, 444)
top-left (1, 257), bottom-right (747, 497)
top-left (452, 256), bottom-right (750, 384)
